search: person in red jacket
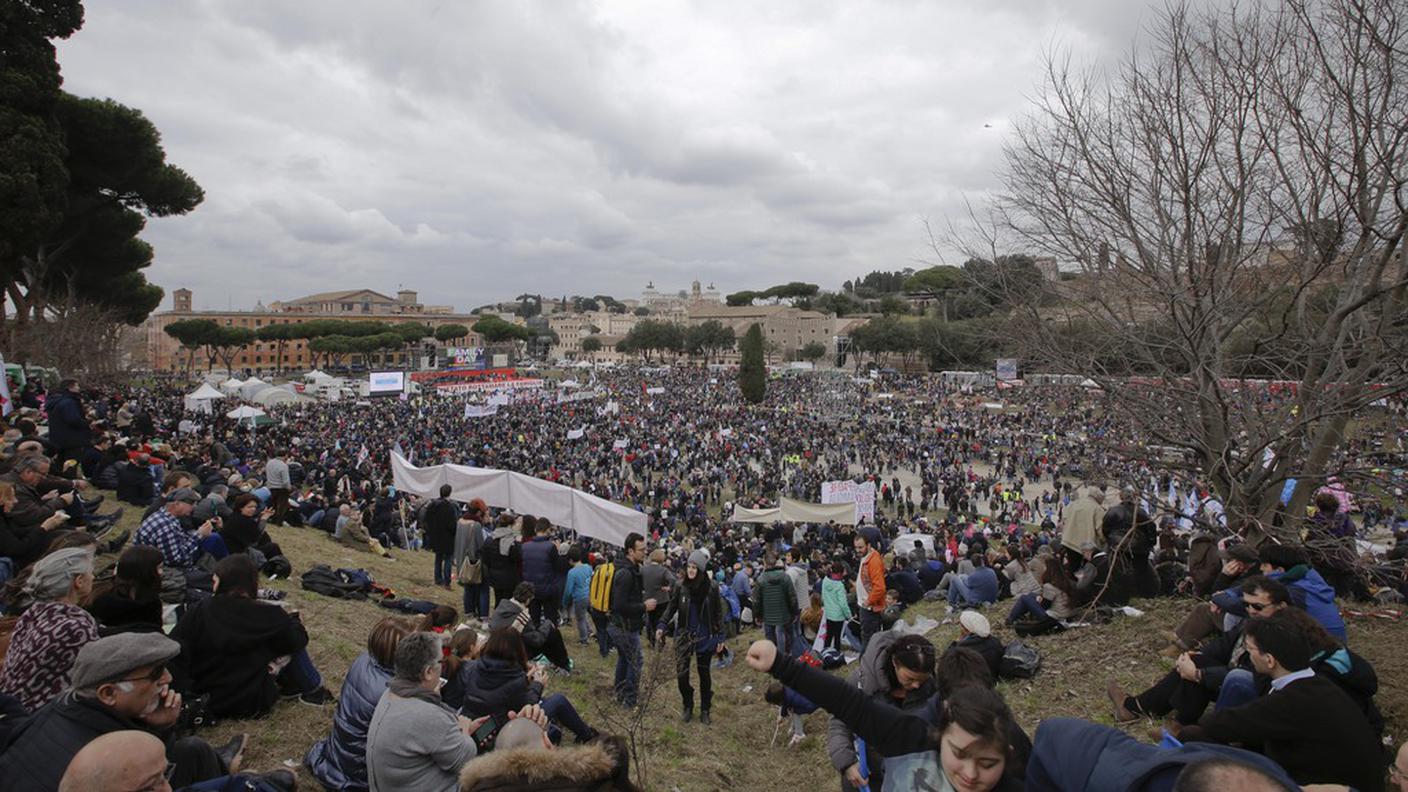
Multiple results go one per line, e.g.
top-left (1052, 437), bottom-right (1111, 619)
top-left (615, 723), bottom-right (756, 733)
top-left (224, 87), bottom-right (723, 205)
top-left (854, 530), bottom-right (887, 653)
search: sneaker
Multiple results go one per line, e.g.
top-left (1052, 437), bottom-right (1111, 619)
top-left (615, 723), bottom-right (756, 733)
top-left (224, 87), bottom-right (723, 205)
top-left (299, 687), bottom-right (335, 706)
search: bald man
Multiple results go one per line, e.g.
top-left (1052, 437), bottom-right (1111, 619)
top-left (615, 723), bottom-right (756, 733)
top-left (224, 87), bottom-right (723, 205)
top-left (59, 731), bottom-right (169, 792)
top-left (57, 730), bottom-right (297, 792)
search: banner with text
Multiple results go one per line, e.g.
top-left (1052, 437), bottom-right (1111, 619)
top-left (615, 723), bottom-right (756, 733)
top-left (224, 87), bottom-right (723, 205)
top-left (821, 480), bottom-right (877, 524)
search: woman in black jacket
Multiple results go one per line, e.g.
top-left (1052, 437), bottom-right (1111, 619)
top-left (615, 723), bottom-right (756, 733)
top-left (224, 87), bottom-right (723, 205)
top-left (481, 514), bottom-right (522, 605)
top-left (171, 554), bottom-right (331, 717)
top-left (655, 550), bottom-right (726, 724)
top-left (88, 545), bottom-right (163, 633)
top-left (455, 628), bottom-right (596, 744)
top-left (218, 494), bottom-right (283, 559)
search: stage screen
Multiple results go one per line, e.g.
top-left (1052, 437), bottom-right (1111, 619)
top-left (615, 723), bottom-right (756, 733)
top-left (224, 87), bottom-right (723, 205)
top-left (368, 371), bottom-right (405, 395)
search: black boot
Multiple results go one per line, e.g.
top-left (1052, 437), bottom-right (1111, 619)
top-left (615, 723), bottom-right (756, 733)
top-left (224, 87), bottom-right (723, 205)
top-left (699, 709), bottom-right (711, 725)
top-left (682, 706), bottom-right (693, 723)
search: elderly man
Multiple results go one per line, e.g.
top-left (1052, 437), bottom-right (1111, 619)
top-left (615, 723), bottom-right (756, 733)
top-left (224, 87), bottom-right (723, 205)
top-left (3, 455), bottom-right (118, 532)
top-left (0, 633), bottom-right (244, 792)
top-left (58, 731), bottom-right (296, 792)
top-left (134, 487), bottom-right (226, 570)
top-left (1060, 484), bottom-right (1107, 573)
top-left (364, 631), bottom-right (549, 792)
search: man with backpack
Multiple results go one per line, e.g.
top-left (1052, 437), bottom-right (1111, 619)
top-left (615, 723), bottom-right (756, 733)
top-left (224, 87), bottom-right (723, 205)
top-left (588, 553), bottom-right (616, 658)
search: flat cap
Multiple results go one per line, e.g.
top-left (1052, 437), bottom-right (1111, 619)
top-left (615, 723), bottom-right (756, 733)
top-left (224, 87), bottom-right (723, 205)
top-left (167, 487), bottom-right (201, 504)
top-left (70, 633), bottom-right (180, 690)
top-left (1220, 542), bottom-right (1259, 564)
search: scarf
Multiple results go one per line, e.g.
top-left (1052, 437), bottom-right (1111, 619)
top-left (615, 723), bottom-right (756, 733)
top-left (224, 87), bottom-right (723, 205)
top-left (388, 677), bottom-right (449, 709)
top-left (492, 523), bottom-right (518, 556)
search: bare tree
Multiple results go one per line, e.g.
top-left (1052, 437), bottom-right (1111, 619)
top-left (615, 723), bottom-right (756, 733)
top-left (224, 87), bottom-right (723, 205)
top-left (960, 0), bottom-right (1408, 541)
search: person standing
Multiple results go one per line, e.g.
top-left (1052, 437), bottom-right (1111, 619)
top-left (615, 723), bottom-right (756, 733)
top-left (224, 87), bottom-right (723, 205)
top-left (519, 517), bottom-right (564, 625)
top-left (45, 379), bottom-right (91, 469)
top-left (656, 550), bottom-right (725, 724)
top-left (587, 554), bottom-right (616, 658)
top-left (755, 558), bottom-right (799, 657)
top-left (1060, 485), bottom-right (1107, 573)
top-left (853, 531), bottom-right (886, 653)
top-left (608, 532), bottom-right (653, 708)
top-left (821, 561), bottom-right (852, 653)
top-left (641, 548), bottom-right (675, 648)
top-left (454, 499), bottom-right (489, 619)
top-left (421, 485), bottom-right (458, 590)
top-left (562, 546), bottom-right (594, 646)
top-left (264, 449), bottom-right (291, 527)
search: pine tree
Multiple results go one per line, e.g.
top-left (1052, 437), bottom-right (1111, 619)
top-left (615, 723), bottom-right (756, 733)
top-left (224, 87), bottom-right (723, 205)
top-left (738, 323), bottom-right (766, 404)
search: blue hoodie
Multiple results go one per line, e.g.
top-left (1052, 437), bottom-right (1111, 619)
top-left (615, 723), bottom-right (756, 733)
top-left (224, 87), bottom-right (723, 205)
top-left (562, 562), bottom-right (592, 607)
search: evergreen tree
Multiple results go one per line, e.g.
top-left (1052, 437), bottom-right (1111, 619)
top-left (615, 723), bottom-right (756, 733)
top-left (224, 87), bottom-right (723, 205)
top-left (738, 323), bottom-right (766, 404)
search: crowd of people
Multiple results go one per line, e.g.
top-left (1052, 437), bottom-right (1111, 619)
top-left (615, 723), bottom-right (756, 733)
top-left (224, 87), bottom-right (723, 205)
top-left (0, 368), bottom-right (1405, 791)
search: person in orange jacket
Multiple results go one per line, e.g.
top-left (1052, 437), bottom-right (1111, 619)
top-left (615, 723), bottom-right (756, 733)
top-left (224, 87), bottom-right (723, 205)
top-left (853, 529), bottom-right (887, 653)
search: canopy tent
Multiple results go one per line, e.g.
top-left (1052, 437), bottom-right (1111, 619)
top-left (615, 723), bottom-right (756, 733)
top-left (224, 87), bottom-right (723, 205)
top-left (390, 452), bottom-right (645, 547)
top-left (239, 377), bottom-right (269, 400)
top-left (219, 378), bottom-right (245, 395)
top-left (252, 386), bottom-right (304, 407)
top-left (305, 370), bottom-right (334, 382)
top-left (730, 498), bottom-right (858, 526)
top-left (183, 383), bottom-right (225, 414)
top-left (226, 405), bottom-right (270, 426)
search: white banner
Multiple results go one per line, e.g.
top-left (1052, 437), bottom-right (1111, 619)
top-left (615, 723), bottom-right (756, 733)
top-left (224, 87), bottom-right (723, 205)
top-left (821, 480), bottom-right (876, 524)
top-left (463, 403), bottom-right (499, 418)
top-left (390, 453), bottom-right (644, 546)
top-left (645, 386), bottom-right (665, 395)
top-left (435, 378), bottom-right (544, 394)
top-left (556, 389), bottom-right (601, 405)
top-left (566, 427), bottom-right (586, 440)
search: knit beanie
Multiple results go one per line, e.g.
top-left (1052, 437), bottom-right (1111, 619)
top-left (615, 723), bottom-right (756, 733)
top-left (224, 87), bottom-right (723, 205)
top-left (688, 549), bottom-right (710, 572)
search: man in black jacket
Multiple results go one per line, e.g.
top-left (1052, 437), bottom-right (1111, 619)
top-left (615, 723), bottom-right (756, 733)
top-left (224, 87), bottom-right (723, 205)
top-left (1175, 611), bottom-right (1385, 792)
top-left (0, 633), bottom-right (235, 792)
top-left (607, 532), bottom-right (654, 707)
top-left (1108, 576), bottom-right (1290, 725)
top-left (421, 485), bottom-right (459, 589)
top-left (1101, 486), bottom-right (1159, 598)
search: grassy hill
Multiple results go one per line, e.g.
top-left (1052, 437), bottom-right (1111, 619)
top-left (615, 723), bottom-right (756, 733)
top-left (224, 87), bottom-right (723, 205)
top-left (95, 510), bottom-right (1408, 791)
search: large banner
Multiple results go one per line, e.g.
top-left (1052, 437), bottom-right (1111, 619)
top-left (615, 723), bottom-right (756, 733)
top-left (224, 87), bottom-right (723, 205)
top-left (995, 358), bottom-right (1019, 381)
top-left (821, 480), bottom-right (876, 524)
top-left (390, 453), bottom-right (644, 546)
top-left (435, 378), bottom-right (543, 394)
top-left (446, 346), bottom-right (487, 369)
top-left (556, 389), bottom-right (601, 405)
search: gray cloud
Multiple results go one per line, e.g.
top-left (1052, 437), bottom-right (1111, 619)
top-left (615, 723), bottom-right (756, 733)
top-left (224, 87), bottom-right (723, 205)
top-left (53, 0), bottom-right (1162, 312)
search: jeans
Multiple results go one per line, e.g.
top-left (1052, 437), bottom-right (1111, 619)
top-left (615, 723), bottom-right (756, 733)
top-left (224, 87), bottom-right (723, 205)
top-left (787, 619), bottom-right (807, 657)
top-left (764, 623), bottom-right (791, 656)
top-left (572, 600), bottom-right (593, 645)
top-left (1007, 593), bottom-right (1051, 623)
top-left (277, 648), bottom-right (323, 693)
top-left (463, 582), bottom-right (489, 619)
top-left (433, 552), bottom-right (453, 586)
top-left (947, 575), bottom-right (975, 608)
top-left (541, 692), bottom-right (594, 741)
top-left (199, 533), bottom-right (229, 561)
top-left (608, 625), bottom-right (642, 706)
top-left (1215, 669), bottom-right (1258, 711)
top-left (591, 611), bottom-right (612, 657)
top-left (859, 609), bottom-right (882, 654)
top-left (676, 649), bottom-right (714, 712)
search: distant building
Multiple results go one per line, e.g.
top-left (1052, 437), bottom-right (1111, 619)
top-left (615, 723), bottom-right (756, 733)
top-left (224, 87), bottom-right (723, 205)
top-left (143, 287), bottom-right (480, 372)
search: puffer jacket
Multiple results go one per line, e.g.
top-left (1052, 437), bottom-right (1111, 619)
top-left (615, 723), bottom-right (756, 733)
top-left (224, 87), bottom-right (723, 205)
top-left (825, 630), bottom-right (938, 779)
top-left (455, 657), bottom-right (543, 719)
top-left (520, 536), bottom-right (562, 599)
top-left (0, 692), bottom-right (136, 792)
top-left (1274, 565), bottom-right (1347, 641)
top-left (305, 652), bottom-right (392, 792)
top-left (482, 529), bottom-right (522, 591)
top-left (44, 391), bottom-right (90, 451)
top-left (754, 568), bottom-right (798, 626)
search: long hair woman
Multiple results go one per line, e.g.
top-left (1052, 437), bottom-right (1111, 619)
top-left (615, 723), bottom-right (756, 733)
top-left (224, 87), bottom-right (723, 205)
top-left (747, 638), bottom-right (1017, 792)
top-left (655, 550), bottom-right (727, 724)
top-left (88, 545), bottom-right (164, 633)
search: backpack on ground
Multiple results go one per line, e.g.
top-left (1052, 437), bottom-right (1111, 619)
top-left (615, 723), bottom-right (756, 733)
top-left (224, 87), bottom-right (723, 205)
top-left (999, 640), bottom-right (1041, 680)
top-left (820, 647), bottom-right (845, 669)
top-left (301, 565), bottom-right (369, 600)
top-left (261, 555), bottom-right (293, 580)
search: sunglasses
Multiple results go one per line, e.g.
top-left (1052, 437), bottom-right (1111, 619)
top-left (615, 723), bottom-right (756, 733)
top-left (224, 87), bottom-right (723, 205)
top-left (117, 664), bottom-right (168, 684)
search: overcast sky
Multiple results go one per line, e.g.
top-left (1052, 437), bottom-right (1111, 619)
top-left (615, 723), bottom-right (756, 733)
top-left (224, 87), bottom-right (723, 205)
top-left (55, 0), bottom-right (1157, 314)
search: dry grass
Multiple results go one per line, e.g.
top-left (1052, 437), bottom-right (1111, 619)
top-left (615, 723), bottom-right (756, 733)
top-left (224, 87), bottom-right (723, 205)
top-left (93, 510), bottom-right (1408, 791)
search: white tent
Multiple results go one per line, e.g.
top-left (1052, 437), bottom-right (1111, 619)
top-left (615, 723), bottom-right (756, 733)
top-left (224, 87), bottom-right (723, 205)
top-left (226, 405), bottom-right (266, 421)
top-left (390, 453), bottom-right (645, 547)
top-left (219, 377), bottom-right (244, 395)
top-left (183, 382), bottom-right (225, 414)
top-left (239, 377), bottom-right (269, 400)
top-left (305, 370), bottom-right (334, 382)
top-left (252, 386), bottom-right (301, 406)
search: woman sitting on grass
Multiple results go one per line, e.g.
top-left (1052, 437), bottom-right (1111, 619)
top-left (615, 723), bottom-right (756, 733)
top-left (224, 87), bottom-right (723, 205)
top-left (171, 554), bottom-right (333, 718)
top-left (305, 615), bottom-right (418, 792)
top-left (87, 545), bottom-right (164, 634)
top-left (746, 638), bottom-right (1020, 792)
top-left (456, 627), bottom-right (597, 745)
